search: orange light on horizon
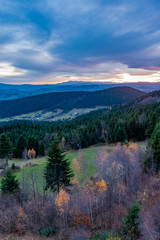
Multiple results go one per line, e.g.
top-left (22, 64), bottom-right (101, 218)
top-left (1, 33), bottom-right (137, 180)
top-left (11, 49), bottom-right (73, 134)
top-left (29, 71), bottom-right (160, 85)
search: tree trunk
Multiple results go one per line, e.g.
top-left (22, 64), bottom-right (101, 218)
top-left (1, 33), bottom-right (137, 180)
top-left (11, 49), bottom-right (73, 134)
top-left (6, 155), bottom-right (8, 166)
top-left (57, 182), bottom-right (60, 193)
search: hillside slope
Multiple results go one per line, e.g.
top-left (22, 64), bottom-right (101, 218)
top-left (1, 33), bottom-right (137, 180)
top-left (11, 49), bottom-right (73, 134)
top-left (121, 89), bottom-right (160, 110)
top-left (0, 87), bottom-right (145, 119)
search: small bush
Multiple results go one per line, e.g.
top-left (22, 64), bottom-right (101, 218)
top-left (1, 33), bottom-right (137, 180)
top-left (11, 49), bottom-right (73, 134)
top-left (11, 163), bottom-right (16, 170)
top-left (92, 232), bottom-right (108, 240)
top-left (11, 164), bottom-right (21, 171)
top-left (39, 226), bottom-right (56, 237)
top-left (91, 232), bottom-right (121, 240)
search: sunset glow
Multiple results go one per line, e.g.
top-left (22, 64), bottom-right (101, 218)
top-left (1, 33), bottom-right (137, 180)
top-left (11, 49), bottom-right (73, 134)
top-left (0, 0), bottom-right (160, 84)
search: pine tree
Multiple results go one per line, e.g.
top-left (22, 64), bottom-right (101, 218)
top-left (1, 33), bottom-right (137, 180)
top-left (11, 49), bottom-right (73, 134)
top-left (0, 133), bottom-right (12, 165)
top-left (152, 129), bottom-right (160, 172)
top-left (39, 142), bottom-right (45, 156)
top-left (28, 136), bottom-right (39, 156)
top-left (114, 124), bottom-right (128, 143)
top-left (44, 139), bottom-right (74, 192)
top-left (14, 135), bottom-right (26, 158)
top-left (145, 112), bottom-right (156, 137)
top-left (1, 169), bottom-right (20, 195)
top-left (121, 203), bottom-right (141, 240)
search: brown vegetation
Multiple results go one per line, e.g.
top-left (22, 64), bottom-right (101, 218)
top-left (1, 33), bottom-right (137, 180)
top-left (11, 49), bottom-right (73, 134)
top-left (0, 143), bottom-right (159, 239)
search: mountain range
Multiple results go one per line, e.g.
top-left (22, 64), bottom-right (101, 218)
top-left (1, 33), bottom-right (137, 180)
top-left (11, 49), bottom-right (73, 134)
top-left (0, 87), bottom-right (145, 120)
top-left (0, 81), bottom-right (160, 100)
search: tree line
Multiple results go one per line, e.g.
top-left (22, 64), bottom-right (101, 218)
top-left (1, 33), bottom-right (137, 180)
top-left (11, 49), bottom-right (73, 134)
top-left (0, 102), bottom-right (160, 170)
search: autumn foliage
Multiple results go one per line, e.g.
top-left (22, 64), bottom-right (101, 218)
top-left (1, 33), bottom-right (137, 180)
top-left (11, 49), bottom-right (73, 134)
top-left (0, 143), bottom-right (159, 239)
top-left (73, 213), bottom-right (91, 228)
top-left (27, 148), bottom-right (36, 159)
top-left (55, 189), bottom-right (70, 213)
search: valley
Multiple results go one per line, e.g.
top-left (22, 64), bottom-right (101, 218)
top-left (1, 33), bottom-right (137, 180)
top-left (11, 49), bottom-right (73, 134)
top-left (0, 86), bottom-right (144, 120)
top-left (0, 107), bottom-right (105, 122)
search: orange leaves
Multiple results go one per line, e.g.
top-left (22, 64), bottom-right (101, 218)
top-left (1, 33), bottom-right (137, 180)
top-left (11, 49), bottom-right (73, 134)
top-left (18, 207), bottom-right (24, 218)
top-left (73, 213), bottom-right (91, 228)
top-left (17, 207), bottom-right (25, 235)
top-left (95, 180), bottom-right (107, 193)
top-left (128, 143), bottom-right (138, 151)
top-left (83, 179), bottom-right (107, 195)
top-left (18, 207), bottom-right (24, 223)
top-left (27, 148), bottom-right (36, 159)
top-left (127, 143), bottom-right (139, 160)
top-left (55, 189), bottom-right (70, 213)
top-left (70, 177), bottom-right (79, 185)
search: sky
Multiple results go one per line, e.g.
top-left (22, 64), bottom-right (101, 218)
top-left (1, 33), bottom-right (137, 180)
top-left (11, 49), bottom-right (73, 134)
top-left (0, 0), bottom-right (160, 84)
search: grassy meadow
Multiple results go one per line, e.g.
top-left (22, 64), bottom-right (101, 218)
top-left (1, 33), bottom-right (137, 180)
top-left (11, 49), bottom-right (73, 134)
top-left (0, 107), bottom-right (104, 122)
top-left (2, 142), bottom-right (146, 192)
top-left (7, 144), bottom-right (114, 189)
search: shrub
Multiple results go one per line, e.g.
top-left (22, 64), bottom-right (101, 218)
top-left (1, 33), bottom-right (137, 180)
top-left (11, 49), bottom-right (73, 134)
top-left (91, 232), bottom-right (121, 240)
top-left (1, 169), bottom-right (20, 195)
top-left (0, 196), bottom-right (19, 233)
top-left (11, 164), bottom-right (21, 171)
top-left (39, 226), bottom-right (56, 237)
top-left (11, 163), bottom-right (16, 170)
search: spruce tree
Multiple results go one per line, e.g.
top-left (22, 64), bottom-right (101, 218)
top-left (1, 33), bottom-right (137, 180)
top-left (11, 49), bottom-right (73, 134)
top-left (0, 133), bottom-right (12, 165)
top-left (114, 124), bottom-right (128, 143)
top-left (121, 203), bottom-right (141, 239)
top-left (1, 169), bottom-right (20, 195)
top-left (39, 142), bottom-right (45, 156)
top-left (14, 135), bottom-right (26, 158)
top-left (146, 112), bottom-right (156, 137)
top-left (28, 136), bottom-right (39, 156)
top-left (44, 139), bottom-right (74, 192)
top-left (152, 129), bottom-right (160, 172)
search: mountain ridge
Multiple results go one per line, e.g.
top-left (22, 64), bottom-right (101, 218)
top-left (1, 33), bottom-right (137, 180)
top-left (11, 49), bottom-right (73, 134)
top-left (0, 81), bottom-right (160, 100)
top-left (0, 86), bottom-right (144, 119)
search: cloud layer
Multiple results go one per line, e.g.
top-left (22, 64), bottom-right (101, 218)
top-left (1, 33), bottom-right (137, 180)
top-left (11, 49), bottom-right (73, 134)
top-left (0, 0), bottom-right (160, 84)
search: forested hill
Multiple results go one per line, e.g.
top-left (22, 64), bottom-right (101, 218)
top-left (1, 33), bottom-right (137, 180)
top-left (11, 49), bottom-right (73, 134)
top-left (0, 87), bottom-right (144, 118)
top-left (116, 89), bottom-right (160, 111)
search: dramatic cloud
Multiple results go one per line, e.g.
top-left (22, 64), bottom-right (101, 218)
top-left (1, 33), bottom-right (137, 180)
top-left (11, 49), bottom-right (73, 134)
top-left (0, 0), bottom-right (160, 83)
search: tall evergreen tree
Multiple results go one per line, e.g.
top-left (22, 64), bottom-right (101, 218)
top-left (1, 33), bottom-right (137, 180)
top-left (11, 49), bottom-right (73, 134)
top-left (152, 128), bottom-right (160, 172)
top-left (28, 136), bottom-right (39, 156)
top-left (121, 203), bottom-right (141, 240)
top-left (145, 112), bottom-right (156, 137)
top-left (114, 124), bottom-right (128, 143)
top-left (0, 133), bottom-right (12, 165)
top-left (1, 169), bottom-right (20, 195)
top-left (39, 142), bottom-right (45, 156)
top-left (14, 135), bottom-right (26, 158)
top-left (44, 139), bottom-right (74, 192)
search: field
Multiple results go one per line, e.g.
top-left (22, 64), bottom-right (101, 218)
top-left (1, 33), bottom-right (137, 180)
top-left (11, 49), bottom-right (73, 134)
top-left (7, 142), bottom-right (147, 190)
top-left (6, 144), bottom-right (115, 190)
top-left (0, 107), bottom-right (105, 122)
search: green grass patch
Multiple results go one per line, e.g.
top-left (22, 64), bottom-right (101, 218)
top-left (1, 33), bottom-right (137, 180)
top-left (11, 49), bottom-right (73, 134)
top-left (10, 145), bottom-right (111, 188)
